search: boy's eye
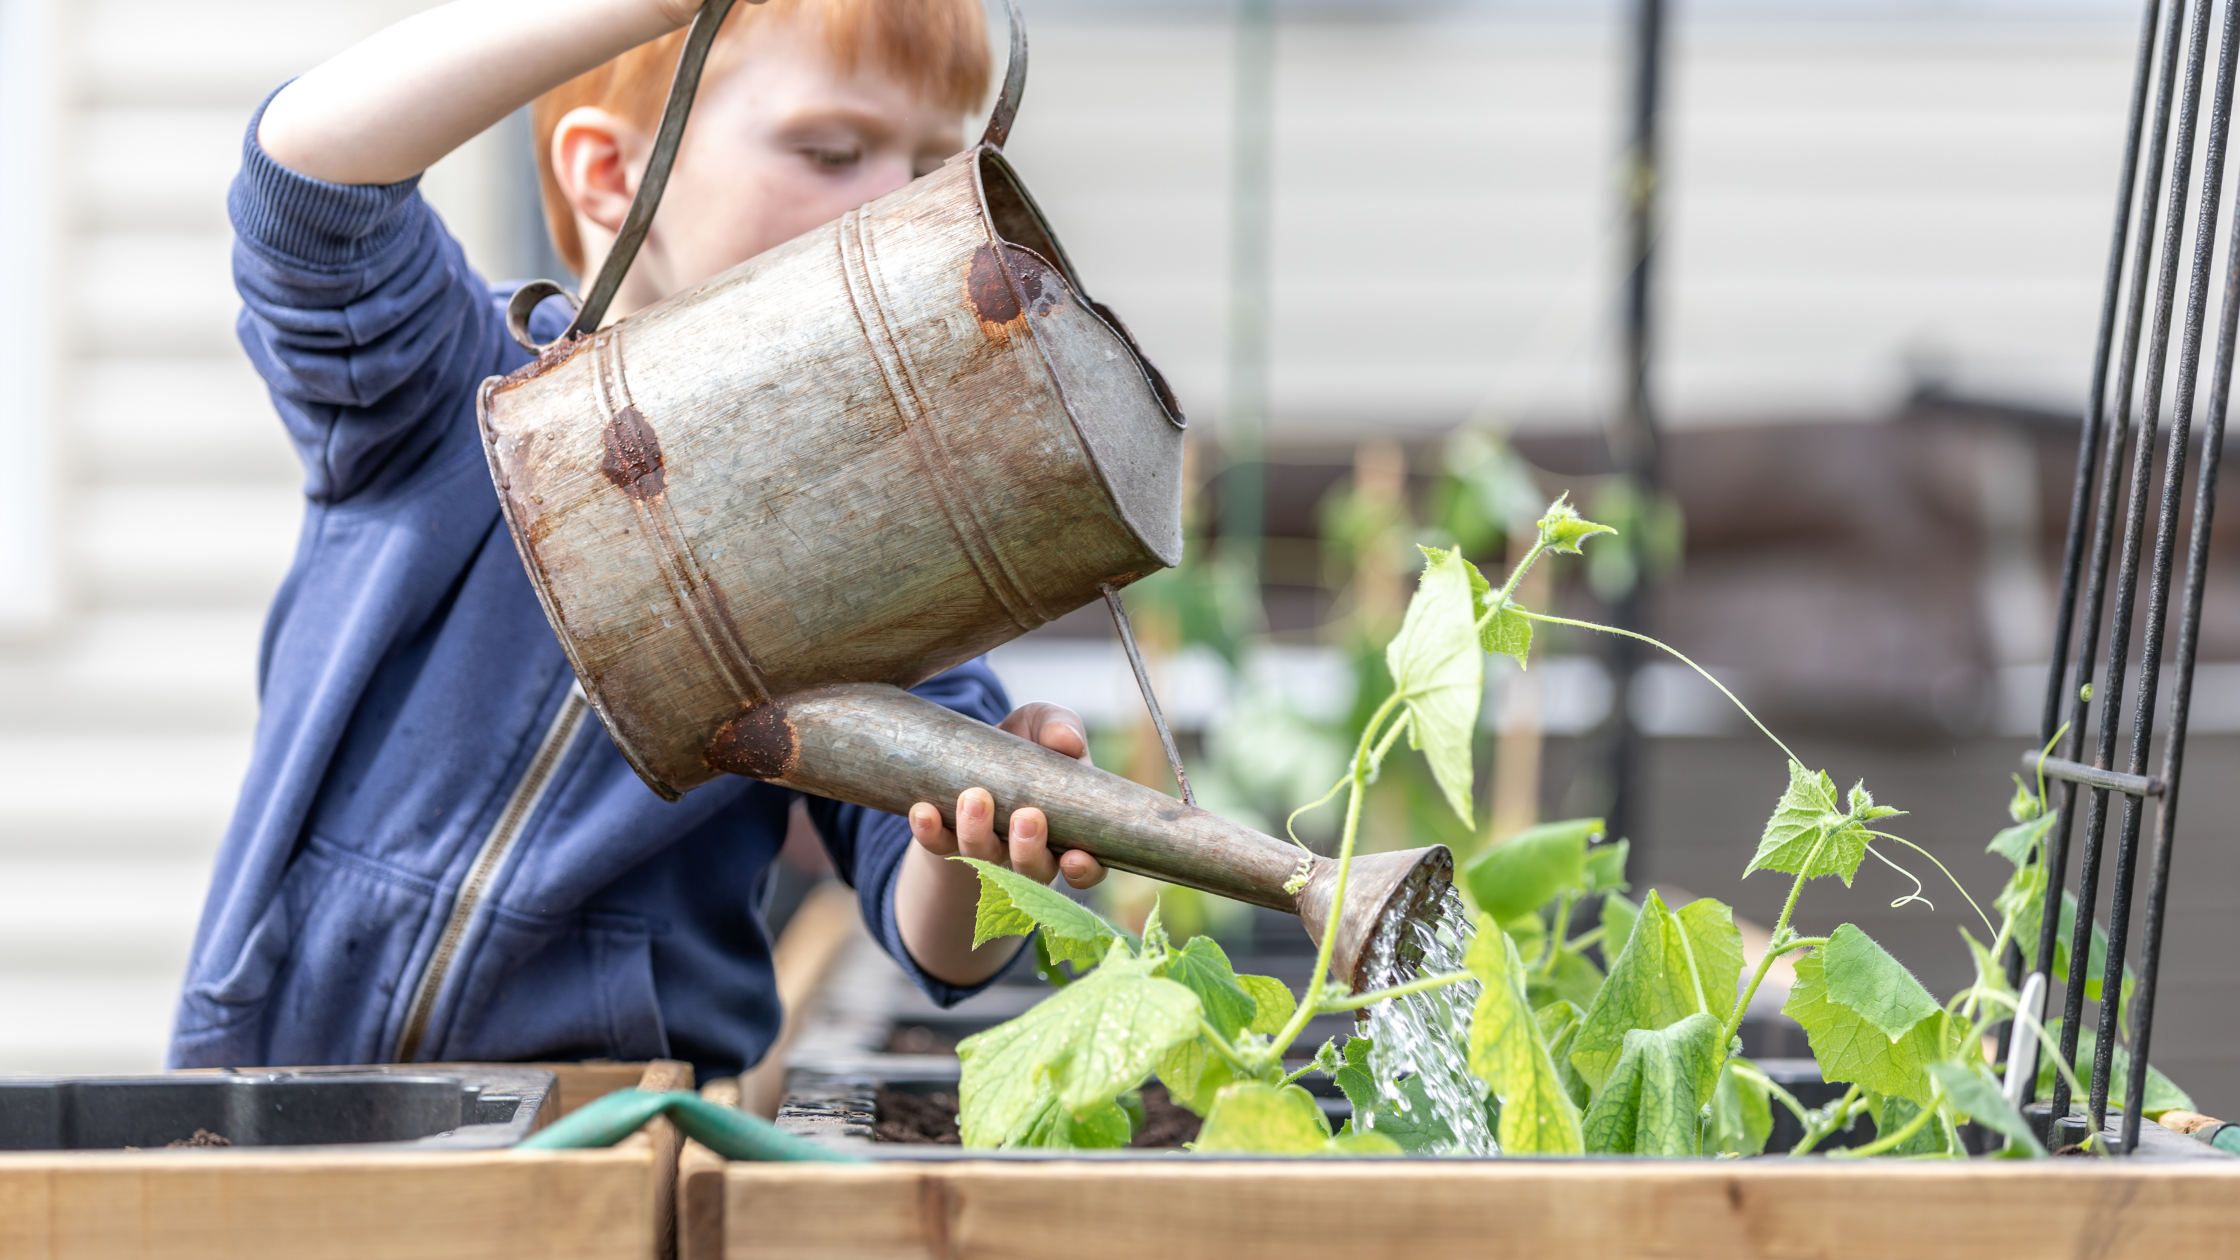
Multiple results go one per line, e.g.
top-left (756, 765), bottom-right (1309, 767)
top-left (803, 147), bottom-right (861, 173)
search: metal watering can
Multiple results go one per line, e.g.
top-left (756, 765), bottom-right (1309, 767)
top-left (476, 0), bottom-right (1450, 987)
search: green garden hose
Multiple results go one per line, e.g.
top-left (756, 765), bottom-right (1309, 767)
top-left (517, 1088), bottom-right (862, 1162)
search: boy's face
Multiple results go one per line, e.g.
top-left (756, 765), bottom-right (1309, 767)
top-left (556, 18), bottom-right (967, 315)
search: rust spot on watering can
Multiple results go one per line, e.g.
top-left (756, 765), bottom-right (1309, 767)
top-left (706, 704), bottom-right (799, 781)
top-left (966, 243), bottom-right (1066, 338)
top-left (601, 405), bottom-right (666, 501)
top-left (966, 245), bottom-right (1019, 328)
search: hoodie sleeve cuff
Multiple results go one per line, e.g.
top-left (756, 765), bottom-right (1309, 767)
top-left (229, 83), bottom-right (425, 269)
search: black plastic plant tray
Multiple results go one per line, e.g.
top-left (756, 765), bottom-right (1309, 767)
top-left (0, 1064), bottom-right (553, 1152)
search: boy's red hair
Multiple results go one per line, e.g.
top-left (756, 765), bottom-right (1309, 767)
top-left (532, 0), bottom-right (991, 274)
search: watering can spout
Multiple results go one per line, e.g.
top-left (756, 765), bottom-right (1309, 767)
top-left (706, 683), bottom-right (1452, 990)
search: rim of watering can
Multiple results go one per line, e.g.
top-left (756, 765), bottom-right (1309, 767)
top-left (509, 0), bottom-right (1033, 353)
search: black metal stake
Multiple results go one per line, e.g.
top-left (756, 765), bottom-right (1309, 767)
top-left (2041, 0), bottom-right (2195, 1133)
top-left (2093, 0), bottom-right (2240, 1136)
top-left (2029, 0), bottom-right (2236, 1153)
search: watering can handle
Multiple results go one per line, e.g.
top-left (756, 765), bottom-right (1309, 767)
top-left (510, 0), bottom-right (1032, 352)
top-left (981, 0), bottom-right (1029, 150)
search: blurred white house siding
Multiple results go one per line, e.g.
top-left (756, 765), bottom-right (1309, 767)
top-left (0, 0), bottom-right (2144, 1071)
top-left (0, 0), bottom-right (533, 1072)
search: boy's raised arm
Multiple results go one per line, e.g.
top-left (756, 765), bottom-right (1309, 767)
top-left (258, 0), bottom-right (701, 186)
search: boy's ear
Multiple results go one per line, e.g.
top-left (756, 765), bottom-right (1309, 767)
top-left (552, 107), bottom-right (648, 237)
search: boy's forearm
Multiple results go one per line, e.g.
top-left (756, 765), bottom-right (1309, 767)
top-left (258, 0), bottom-right (698, 186)
top-left (895, 841), bottom-right (1025, 988)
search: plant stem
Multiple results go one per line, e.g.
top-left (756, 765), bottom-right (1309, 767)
top-left (1562, 924), bottom-right (1607, 955)
top-left (1538, 892), bottom-right (1577, 973)
top-left (1789, 1082), bottom-right (1862, 1156)
top-left (1721, 848), bottom-right (1827, 1053)
top-left (1834, 1087), bottom-right (1943, 1159)
top-left (1733, 1063), bottom-right (1811, 1125)
top-left (1519, 610), bottom-right (1800, 767)
top-left (1196, 1017), bottom-right (1253, 1074)
top-left (1266, 692), bottom-right (1404, 1062)
top-left (1319, 969), bottom-right (1474, 1013)
top-left (1479, 537), bottom-right (1551, 630)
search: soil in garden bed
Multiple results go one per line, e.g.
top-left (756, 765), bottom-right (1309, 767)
top-left (873, 1084), bottom-right (1202, 1148)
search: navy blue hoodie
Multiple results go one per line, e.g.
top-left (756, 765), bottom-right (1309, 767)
top-left (168, 102), bottom-right (1004, 1080)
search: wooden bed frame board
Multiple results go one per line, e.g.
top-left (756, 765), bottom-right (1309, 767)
top-left (0, 1059), bottom-right (692, 1260)
top-left (715, 1157), bottom-right (2240, 1260)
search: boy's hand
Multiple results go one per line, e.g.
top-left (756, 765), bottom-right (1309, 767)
top-left (903, 704), bottom-right (1108, 891)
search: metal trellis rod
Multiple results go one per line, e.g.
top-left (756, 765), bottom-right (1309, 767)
top-left (2022, 0), bottom-right (2238, 1155)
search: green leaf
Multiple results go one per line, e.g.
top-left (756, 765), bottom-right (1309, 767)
top-left (1153, 1037), bottom-right (1236, 1116)
top-left (1710, 1058), bottom-right (1774, 1157)
top-left (2032, 1020), bottom-right (2194, 1117)
top-left (1536, 1001), bottom-right (1592, 1109)
top-left (2009, 771), bottom-right (2047, 824)
top-left (956, 947), bottom-right (1201, 1146)
top-left (1194, 1082), bottom-right (1332, 1153)
top-left (1324, 1038), bottom-right (1457, 1153)
top-left (1579, 1013), bottom-right (1721, 1155)
top-left (1988, 811), bottom-right (2056, 870)
top-left (1502, 911), bottom-right (1548, 967)
top-left (1926, 1060), bottom-right (2044, 1156)
top-left (1745, 763), bottom-right (1879, 886)
top-left (1782, 931), bottom-right (1946, 1104)
top-left (1387, 546), bottom-right (1486, 826)
top-left (1139, 899), bottom-right (1170, 957)
top-left (1569, 892), bottom-right (1744, 1091)
top-left (1461, 817), bottom-right (1602, 922)
top-left (951, 855), bottom-right (1120, 967)
top-left (1536, 493), bottom-right (1618, 555)
top-left (1464, 920), bottom-right (1585, 1155)
top-left (1005, 1085), bottom-right (1133, 1149)
top-left (1583, 839), bottom-right (1632, 894)
top-left (1330, 1037), bottom-right (1378, 1118)
top-left (1359, 1074), bottom-right (1455, 1152)
top-left (1236, 974), bottom-right (1296, 1036)
top-left (1600, 892), bottom-right (1640, 963)
top-left (1819, 923), bottom-right (1941, 1040)
top-left (2005, 880), bottom-right (2129, 1007)
top-left (1161, 936), bottom-right (1256, 1041)
top-left (1528, 951), bottom-right (1605, 1013)
top-left (1464, 555), bottom-right (1535, 668)
top-left (1328, 1130), bottom-right (1405, 1155)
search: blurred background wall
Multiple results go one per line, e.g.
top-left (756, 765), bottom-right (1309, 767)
top-left (5, 0), bottom-right (2233, 1111)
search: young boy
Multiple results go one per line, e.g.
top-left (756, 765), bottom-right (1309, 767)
top-left (172, 0), bottom-right (1105, 1080)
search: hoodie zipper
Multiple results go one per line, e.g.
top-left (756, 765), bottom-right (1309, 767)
top-left (393, 683), bottom-right (589, 1062)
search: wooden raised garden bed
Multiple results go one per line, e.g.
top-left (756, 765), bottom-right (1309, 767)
top-left (699, 1155), bottom-right (2240, 1260)
top-left (0, 1059), bottom-right (690, 1260)
top-left (670, 932), bottom-right (2240, 1260)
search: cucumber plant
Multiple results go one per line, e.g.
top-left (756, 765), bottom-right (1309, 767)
top-left (948, 496), bottom-right (2192, 1156)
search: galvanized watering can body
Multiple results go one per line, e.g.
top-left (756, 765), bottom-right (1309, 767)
top-left (474, 0), bottom-right (1450, 988)
top-left (481, 148), bottom-right (1185, 799)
